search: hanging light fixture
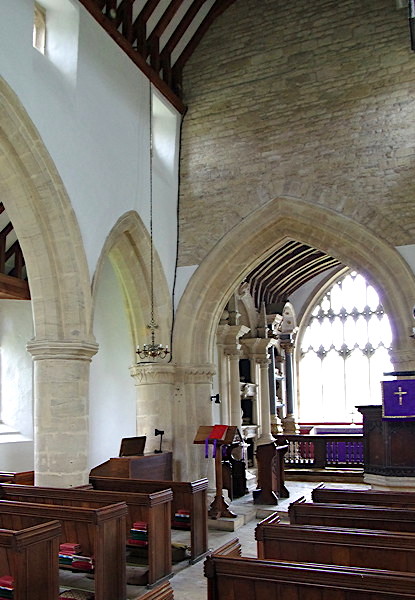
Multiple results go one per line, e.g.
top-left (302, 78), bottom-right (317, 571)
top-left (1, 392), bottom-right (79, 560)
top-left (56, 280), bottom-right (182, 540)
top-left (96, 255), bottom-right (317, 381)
top-left (136, 85), bottom-right (170, 362)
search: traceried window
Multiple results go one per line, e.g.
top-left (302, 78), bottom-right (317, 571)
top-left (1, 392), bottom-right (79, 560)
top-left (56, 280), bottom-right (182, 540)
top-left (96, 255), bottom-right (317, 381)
top-left (33, 3), bottom-right (46, 54)
top-left (299, 271), bottom-right (393, 423)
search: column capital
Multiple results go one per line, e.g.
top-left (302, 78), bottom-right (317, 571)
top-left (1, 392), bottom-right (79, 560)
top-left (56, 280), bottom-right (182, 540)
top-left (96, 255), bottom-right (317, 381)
top-left (27, 339), bottom-right (98, 361)
top-left (241, 337), bottom-right (278, 357)
top-left (279, 340), bottom-right (295, 354)
top-left (217, 324), bottom-right (250, 345)
top-left (174, 363), bottom-right (216, 385)
top-left (130, 362), bottom-right (176, 385)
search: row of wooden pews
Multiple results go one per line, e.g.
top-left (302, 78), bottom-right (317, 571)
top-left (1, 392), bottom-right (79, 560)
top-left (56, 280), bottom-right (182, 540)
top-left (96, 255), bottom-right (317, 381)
top-left (204, 484), bottom-right (415, 599)
top-left (0, 467), bottom-right (210, 599)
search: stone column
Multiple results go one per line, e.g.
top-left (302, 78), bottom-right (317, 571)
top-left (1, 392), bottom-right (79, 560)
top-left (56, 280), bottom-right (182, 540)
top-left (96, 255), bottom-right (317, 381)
top-left (226, 351), bottom-right (244, 430)
top-left (280, 335), bottom-right (299, 434)
top-left (172, 364), bottom-right (216, 483)
top-left (217, 324), bottom-right (250, 432)
top-left (27, 339), bottom-right (98, 487)
top-left (129, 363), bottom-right (176, 453)
top-left (256, 357), bottom-right (277, 445)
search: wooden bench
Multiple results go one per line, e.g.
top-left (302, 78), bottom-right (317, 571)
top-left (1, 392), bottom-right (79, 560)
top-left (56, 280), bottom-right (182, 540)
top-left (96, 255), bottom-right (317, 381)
top-left (0, 498), bottom-right (126, 600)
top-left (312, 483), bottom-right (415, 507)
top-left (204, 536), bottom-right (415, 599)
top-left (289, 496), bottom-right (415, 531)
top-left (0, 483), bottom-right (172, 587)
top-left (256, 512), bottom-right (415, 571)
top-left (139, 581), bottom-right (174, 600)
top-left (89, 474), bottom-right (208, 563)
top-left (0, 519), bottom-right (60, 600)
top-left (0, 471), bottom-right (34, 485)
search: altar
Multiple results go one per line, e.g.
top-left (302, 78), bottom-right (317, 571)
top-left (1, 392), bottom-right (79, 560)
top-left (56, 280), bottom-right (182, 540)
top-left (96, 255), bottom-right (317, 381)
top-left (358, 404), bottom-right (415, 489)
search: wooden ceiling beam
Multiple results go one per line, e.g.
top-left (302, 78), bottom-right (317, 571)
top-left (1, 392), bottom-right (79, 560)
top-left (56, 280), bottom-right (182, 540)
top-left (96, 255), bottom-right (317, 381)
top-left (171, 0), bottom-right (237, 87)
top-left (77, 0), bottom-right (186, 113)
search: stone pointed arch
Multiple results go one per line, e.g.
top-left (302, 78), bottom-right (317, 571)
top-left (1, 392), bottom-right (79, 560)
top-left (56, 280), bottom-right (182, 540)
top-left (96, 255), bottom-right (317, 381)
top-left (93, 210), bottom-right (172, 357)
top-left (174, 198), bottom-right (415, 370)
top-left (0, 77), bottom-right (94, 344)
top-left (0, 77), bottom-right (97, 486)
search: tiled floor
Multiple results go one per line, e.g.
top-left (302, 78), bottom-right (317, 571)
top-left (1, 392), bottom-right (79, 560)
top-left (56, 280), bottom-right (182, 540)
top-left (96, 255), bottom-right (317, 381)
top-left (168, 479), bottom-right (368, 600)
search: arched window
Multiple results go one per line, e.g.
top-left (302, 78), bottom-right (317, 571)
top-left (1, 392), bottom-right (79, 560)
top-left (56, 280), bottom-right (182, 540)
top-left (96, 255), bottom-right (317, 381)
top-left (298, 271), bottom-right (393, 423)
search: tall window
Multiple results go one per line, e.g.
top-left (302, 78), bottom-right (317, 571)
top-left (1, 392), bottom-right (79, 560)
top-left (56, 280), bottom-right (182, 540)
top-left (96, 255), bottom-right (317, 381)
top-left (33, 3), bottom-right (46, 54)
top-left (299, 271), bottom-right (393, 423)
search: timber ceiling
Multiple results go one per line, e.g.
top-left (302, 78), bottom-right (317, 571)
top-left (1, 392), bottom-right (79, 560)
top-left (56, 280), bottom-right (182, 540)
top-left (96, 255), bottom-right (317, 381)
top-left (77, 0), bottom-right (237, 113)
top-left (246, 241), bottom-right (344, 312)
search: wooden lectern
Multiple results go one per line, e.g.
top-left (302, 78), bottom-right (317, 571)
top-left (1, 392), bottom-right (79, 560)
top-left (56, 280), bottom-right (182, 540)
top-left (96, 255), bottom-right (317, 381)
top-left (194, 425), bottom-right (239, 519)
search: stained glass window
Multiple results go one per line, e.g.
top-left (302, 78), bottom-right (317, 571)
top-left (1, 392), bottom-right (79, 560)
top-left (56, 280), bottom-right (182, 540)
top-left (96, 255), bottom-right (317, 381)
top-left (299, 271), bottom-right (393, 422)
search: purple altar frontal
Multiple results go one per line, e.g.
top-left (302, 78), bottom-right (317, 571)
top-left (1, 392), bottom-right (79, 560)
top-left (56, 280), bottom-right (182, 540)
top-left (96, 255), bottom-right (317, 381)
top-left (382, 379), bottom-right (415, 419)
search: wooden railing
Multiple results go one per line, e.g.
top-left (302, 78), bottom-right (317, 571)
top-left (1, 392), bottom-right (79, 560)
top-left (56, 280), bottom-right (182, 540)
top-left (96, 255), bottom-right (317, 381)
top-left (274, 435), bottom-right (363, 469)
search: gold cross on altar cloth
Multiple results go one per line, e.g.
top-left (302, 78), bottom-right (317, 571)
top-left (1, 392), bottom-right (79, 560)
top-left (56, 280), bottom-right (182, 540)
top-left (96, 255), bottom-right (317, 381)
top-left (394, 386), bottom-right (408, 406)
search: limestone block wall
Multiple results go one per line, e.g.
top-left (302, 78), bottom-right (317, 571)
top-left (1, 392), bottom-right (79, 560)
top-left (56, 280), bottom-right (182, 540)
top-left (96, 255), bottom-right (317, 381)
top-left (178, 0), bottom-right (415, 267)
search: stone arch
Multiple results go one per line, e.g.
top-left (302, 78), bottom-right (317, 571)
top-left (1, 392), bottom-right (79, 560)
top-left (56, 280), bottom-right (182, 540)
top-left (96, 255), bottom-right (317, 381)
top-left (92, 210), bottom-right (172, 358)
top-left (0, 77), bottom-right (93, 344)
top-left (174, 197), bottom-right (415, 371)
top-left (0, 77), bottom-right (97, 485)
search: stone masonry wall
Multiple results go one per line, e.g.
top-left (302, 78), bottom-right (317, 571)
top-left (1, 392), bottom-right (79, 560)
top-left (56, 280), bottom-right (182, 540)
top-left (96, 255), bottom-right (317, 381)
top-left (178, 0), bottom-right (415, 266)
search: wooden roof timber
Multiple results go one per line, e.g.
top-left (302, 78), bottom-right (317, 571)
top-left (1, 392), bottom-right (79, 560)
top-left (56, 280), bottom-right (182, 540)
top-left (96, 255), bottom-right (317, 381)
top-left (77, 0), bottom-right (237, 113)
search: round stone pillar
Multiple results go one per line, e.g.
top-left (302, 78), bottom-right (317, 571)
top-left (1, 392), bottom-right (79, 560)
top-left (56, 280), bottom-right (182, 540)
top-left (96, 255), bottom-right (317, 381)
top-left (27, 339), bottom-right (98, 487)
top-left (172, 364), bottom-right (216, 483)
top-left (256, 357), bottom-right (276, 445)
top-left (130, 363), bottom-right (176, 453)
top-left (226, 351), bottom-right (243, 430)
top-left (280, 336), bottom-right (299, 434)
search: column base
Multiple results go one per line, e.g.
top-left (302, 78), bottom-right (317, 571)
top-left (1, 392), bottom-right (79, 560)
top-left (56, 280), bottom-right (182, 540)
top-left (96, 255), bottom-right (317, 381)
top-left (282, 414), bottom-right (299, 434)
top-left (256, 433), bottom-right (276, 446)
top-left (271, 414), bottom-right (283, 435)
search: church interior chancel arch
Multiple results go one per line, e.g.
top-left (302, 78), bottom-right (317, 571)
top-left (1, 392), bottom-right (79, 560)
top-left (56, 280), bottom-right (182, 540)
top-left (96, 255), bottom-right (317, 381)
top-left (2, 0), bottom-right (415, 598)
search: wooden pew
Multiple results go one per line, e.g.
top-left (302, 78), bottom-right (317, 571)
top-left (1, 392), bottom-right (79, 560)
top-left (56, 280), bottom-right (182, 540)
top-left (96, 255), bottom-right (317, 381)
top-left (204, 536), bottom-right (415, 599)
top-left (0, 499), bottom-right (126, 600)
top-left (256, 512), bottom-right (415, 571)
top-left (312, 482), bottom-right (415, 507)
top-left (0, 471), bottom-right (34, 485)
top-left (0, 519), bottom-right (60, 600)
top-left (89, 474), bottom-right (208, 563)
top-left (0, 483), bottom-right (172, 587)
top-left (140, 581), bottom-right (174, 600)
top-left (289, 496), bottom-right (415, 531)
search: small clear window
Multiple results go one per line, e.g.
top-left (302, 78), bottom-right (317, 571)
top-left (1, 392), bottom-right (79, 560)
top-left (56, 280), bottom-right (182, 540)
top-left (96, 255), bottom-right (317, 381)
top-left (33, 4), bottom-right (46, 54)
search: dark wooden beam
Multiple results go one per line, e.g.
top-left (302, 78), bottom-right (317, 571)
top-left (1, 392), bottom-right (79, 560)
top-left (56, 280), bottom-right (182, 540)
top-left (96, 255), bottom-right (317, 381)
top-left (77, 0), bottom-right (186, 113)
top-left (0, 273), bottom-right (30, 300)
top-left (172, 0), bottom-right (237, 83)
top-left (160, 0), bottom-right (206, 59)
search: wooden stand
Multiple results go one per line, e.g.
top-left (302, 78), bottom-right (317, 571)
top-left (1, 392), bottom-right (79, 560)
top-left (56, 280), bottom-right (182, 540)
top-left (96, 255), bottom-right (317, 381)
top-left (194, 426), bottom-right (239, 519)
top-left (253, 442), bottom-right (289, 505)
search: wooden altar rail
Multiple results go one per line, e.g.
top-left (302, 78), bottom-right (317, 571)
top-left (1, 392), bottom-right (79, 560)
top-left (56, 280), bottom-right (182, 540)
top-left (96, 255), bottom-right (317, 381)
top-left (0, 520), bottom-right (60, 600)
top-left (274, 434), bottom-right (363, 469)
top-left (204, 537), bottom-right (415, 600)
top-left (311, 483), bottom-right (415, 507)
top-left (0, 499), bottom-right (127, 600)
top-left (255, 512), bottom-right (415, 571)
top-left (0, 483), bottom-right (172, 587)
top-left (289, 497), bottom-right (415, 532)
top-left (89, 475), bottom-right (208, 563)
